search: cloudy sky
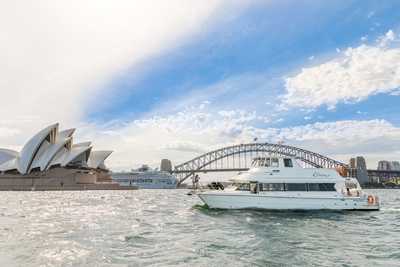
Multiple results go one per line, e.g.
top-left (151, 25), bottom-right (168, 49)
top-left (1, 0), bottom-right (400, 170)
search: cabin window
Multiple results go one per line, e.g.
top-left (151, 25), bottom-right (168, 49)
top-left (236, 183), bottom-right (250, 191)
top-left (256, 159), bottom-right (261, 167)
top-left (263, 158), bottom-right (271, 167)
top-left (251, 159), bottom-right (259, 167)
top-left (307, 183), bottom-right (336, 191)
top-left (251, 158), bottom-right (275, 167)
top-left (345, 182), bottom-right (357, 189)
top-left (271, 158), bottom-right (279, 167)
top-left (259, 158), bottom-right (265, 167)
top-left (240, 183), bottom-right (336, 192)
top-left (250, 182), bottom-right (258, 194)
top-left (261, 183), bottom-right (285, 191)
top-left (318, 183), bottom-right (335, 191)
top-left (307, 183), bottom-right (319, 191)
top-left (286, 183), bottom-right (307, 191)
top-left (284, 158), bottom-right (293, 168)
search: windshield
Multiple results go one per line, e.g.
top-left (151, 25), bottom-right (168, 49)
top-left (251, 157), bottom-right (279, 167)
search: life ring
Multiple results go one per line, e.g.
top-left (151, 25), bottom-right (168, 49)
top-left (367, 195), bottom-right (374, 204)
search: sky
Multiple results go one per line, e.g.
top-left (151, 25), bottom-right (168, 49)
top-left (1, 0), bottom-right (400, 171)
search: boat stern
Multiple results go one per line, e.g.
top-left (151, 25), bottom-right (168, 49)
top-left (359, 194), bottom-right (380, 210)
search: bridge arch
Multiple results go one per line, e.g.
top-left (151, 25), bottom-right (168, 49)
top-left (173, 142), bottom-right (347, 185)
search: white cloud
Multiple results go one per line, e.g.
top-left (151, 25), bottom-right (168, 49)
top-left (271, 119), bottom-right (400, 168)
top-left (72, 106), bottom-right (268, 170)
top-left (0, 0), bottom-right (237, 139)
top-left (0, 0), bottom-right (259, 157)
top-left (4, 95), bottom-right (397, 170)
top-left (275, 119), bottom-right (400, 146)
top-left (70, 100), bottom-right (400, 171)
top-left (1, 3), bottom-right (399, 172)
top-left (0, 127), bottom-right (20, 139)
top-left (164, 141), bottom-right (209, 153)
top-left (283, 30), bottom-right (400, 109)
top-left (377, 29), bottom-right (396, 47)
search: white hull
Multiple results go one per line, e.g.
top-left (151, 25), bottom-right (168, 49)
top-left (198, 192), bottom-right (379, 211)
top-left (197, 156), bottom-right (380, 211)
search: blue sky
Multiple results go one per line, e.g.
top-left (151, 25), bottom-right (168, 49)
top-left (2, 0), bottom-right (400, 169)
top-left (89, 0), bottom-right (400, 129)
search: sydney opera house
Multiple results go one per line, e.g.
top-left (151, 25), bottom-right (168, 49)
top-left (0, 123), bottom-right (127, 190)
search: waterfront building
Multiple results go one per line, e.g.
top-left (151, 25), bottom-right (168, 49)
top-left (349, 156), bottom-right (369, 184)
top-left (0, 123), bottom-right (125, 190)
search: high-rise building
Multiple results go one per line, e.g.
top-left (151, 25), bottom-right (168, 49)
top-left (350, 158), bottom-right (356, 169)
top-left (391, 161), bottom-right (400, 171)
top-left (377, 160), bottom-right (400, 171)
top-left (160, 159), bottom-right (172, 172)
top-left (349, 156), bottom-right (369, 184)
top-left (378, 160), bottom-right (392, 171)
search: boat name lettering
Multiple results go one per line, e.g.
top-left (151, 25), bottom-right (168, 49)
top-left (313, 171), bottom-right (330, 177)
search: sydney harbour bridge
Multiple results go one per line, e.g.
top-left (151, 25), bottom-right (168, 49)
top-left (172, 142), bottom-right (348, 185)
top-left (171, 142), bottom-right (400, 185)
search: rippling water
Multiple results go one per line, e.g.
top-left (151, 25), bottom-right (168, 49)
top-left (0, 189), bottom-right (399, 266)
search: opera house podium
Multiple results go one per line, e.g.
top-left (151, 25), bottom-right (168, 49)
top-left (0, 123), bottom-right (133, 190)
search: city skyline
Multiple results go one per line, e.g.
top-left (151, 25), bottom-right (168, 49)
top-left (1, 1), bottom-right (400, 170)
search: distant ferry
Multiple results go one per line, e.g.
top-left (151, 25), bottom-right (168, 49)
top-left (111, 165), bottom-right (178, 189)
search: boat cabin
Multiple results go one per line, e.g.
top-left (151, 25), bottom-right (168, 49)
top-left (228, 156), bottom-right (350, 194)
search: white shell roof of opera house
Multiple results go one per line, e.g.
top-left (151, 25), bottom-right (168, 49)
top-left (0, 123), bottom-right (112, 174)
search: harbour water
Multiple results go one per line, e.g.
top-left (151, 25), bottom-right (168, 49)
top-left (0, 189), bottom-right (399, 267)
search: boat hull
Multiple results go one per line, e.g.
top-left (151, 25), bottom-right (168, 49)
top-left (198, 192), bottom-right (380, 211)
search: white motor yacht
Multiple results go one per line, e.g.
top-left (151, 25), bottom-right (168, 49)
top-left (198, 156), bottom-right (380, 210)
